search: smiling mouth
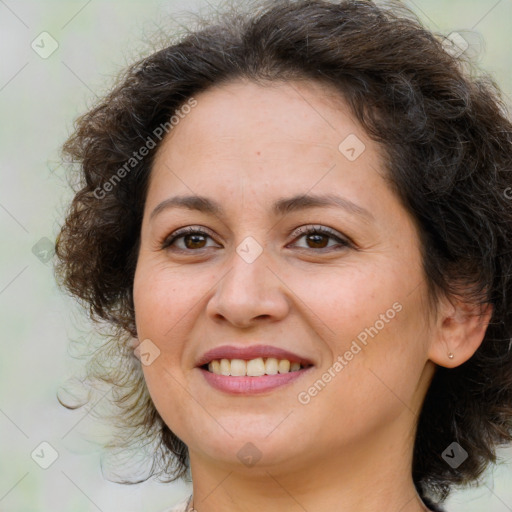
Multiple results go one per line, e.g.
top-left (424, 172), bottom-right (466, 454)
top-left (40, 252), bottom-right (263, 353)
top-left (202, 357), bottom-right (312, 377)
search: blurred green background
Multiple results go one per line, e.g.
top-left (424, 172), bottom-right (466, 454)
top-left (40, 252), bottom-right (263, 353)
top-left (0, 0), bottom-right (511, 511)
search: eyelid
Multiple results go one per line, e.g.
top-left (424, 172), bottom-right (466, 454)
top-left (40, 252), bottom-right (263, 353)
top-left (288, 224), bottom-right (353, 246)
top-left (161, 225), bottom-right (219, 248)
top-left (290, 224), bottom-right (337, 238)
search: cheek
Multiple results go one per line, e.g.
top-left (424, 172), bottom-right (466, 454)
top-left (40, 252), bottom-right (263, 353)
top-left (133, 265), bottom-right (195, 433)
top-left (300, 260), bottom-right (430, 387)
top-left (340, 292), bottom-right (429, 411)
top-left (295, 298), bottom-right (429, 448)
top-left (133, 261), bottom-right (196, 340)
top-left (289, 263), bottom-right (405, 346)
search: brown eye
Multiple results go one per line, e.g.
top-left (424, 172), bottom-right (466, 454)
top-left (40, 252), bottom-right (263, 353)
top-left (162, 227), bottom-right (220, 252)
top-left (182, 233), bottom-right (207, 249)
top-left (305, 233), bottom-right (330, 249)
top-left (290, 225), bottom-right (352, 251)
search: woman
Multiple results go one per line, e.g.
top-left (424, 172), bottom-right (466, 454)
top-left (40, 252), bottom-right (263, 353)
top-left (54, 1), bottom-right (512, 511)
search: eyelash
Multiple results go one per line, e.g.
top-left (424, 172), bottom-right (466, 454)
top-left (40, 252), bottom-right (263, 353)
top-left (161, 225), bottom-right (352, 253)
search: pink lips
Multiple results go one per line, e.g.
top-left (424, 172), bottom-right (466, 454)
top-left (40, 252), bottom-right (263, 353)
top-left (196, 344), bottom-right (314, 395)
top-left (199, 368), bottom-right (312, 394)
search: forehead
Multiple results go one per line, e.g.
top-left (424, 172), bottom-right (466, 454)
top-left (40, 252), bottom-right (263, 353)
top-left (177, 78), bottom-right (354, 139)
top-left (149, 78), bottom-right (386, 191)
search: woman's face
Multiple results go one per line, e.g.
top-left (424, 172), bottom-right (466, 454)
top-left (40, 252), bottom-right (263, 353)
top-left (133, 79), bottom-right (437, 475)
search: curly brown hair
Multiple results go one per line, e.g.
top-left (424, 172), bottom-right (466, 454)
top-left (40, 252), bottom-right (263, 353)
top-left (54, 0), bottom-right (512, 505)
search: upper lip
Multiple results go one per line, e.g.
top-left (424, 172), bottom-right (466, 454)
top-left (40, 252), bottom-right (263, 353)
top-left (196, 345), bottom-right (315, 368)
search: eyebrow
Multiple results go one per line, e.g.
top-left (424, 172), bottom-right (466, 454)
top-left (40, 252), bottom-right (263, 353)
top-left (149, 193), bottom-right (374, 222)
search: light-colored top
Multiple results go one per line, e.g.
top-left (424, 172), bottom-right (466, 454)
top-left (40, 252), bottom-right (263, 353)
top-left (160, 495), bottom-right (193, 512)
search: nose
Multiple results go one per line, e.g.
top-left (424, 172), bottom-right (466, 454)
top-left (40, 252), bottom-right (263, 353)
top-left (206, 244), bottom-right (290, 328)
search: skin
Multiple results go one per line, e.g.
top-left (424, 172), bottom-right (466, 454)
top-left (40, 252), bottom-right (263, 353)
top-left (133, 78), bottom-right (492, 512)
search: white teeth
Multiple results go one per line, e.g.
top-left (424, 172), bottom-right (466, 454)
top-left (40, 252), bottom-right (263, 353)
top-left (206, 357), bottom-right (307, 376)
top-left (208, 360), bottom-right (221, 374)
top-left (265, 358), bottom-right (279, 375)
top-left (230, 359), bottom-right (246, 377)
top-left (290, 362), bottom-right (301, 372)
top-left (247, 357), bottom-right (266, 377)
top-left (278, 359), bottom-right (290, 373)
top-left (220, 358), bottom-right (231, 376)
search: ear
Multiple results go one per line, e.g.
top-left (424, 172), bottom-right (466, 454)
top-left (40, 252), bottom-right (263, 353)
top-left (428, 294), bottom-right (493, 368)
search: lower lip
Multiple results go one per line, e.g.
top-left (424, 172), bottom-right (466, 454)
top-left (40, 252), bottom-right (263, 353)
top-left (199, 367), bottom-right (313, 394)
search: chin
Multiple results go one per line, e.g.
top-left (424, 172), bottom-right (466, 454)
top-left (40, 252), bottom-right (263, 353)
top-left (184, 417), bottom-right (300, 466)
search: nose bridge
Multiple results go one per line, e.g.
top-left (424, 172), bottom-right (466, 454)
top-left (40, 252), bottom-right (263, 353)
top-left (207, 237), bottom-right (288, 326)
top-left (221, 237), bottom-right (271, 305)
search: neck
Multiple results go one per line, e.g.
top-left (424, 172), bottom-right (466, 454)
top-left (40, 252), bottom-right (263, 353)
top-left (187, 423), bottom-right (430, 512)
